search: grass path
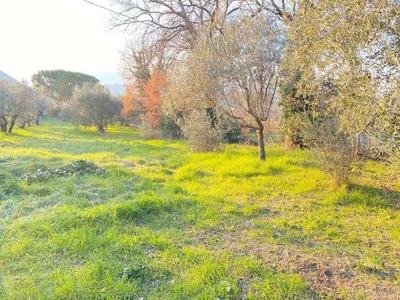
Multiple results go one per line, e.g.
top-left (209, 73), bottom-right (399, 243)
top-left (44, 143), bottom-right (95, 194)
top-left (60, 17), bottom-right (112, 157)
top-left (0, 119), bottom-right (399, 299)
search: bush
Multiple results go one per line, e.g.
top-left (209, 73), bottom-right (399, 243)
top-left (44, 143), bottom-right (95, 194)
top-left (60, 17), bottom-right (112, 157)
top-left (179, 109), bottom-right (222, 152)
top-left (219, 116), bottom-right (242, 144)
top-left (48, 105), bottom-right (61, 118)
top-left (304, 118), bottom-right (358, 186)
top-left (158, 114), bottom-right (182, 139)
top-left (138, 114), bottom-right (161, 139)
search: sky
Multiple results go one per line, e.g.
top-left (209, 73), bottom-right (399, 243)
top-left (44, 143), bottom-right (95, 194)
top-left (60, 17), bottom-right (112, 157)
top-left (0, 0), bottom-right (128, 84)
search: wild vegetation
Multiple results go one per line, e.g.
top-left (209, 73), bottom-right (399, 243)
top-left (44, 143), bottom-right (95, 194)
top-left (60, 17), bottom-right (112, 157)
top-left (112, 0), bottom-right (399, 184)
top-left (61, 84), bottom-right (123, 133)
top-left (0, 120), bottom-right (399, 299)
top-left (0, 0), bottom-right (399, 298)
top-left (32, 70), bottom-right (100, 110)
top-left (0, 80), bottom-right (51, 133)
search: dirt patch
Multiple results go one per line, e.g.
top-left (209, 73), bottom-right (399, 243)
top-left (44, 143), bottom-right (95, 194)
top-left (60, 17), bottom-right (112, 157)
top-left (195, 222), bottom-right (400, 299)
top-left (239, 241), bottom-right (400, 299)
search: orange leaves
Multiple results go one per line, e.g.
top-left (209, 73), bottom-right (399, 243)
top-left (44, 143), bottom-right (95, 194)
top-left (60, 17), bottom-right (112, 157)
top-left (122, 70), bottom-right (167, 126)
top-left (122, 81), bottom-right (143, 123)
top-left (142, 70), bottom-right (167, 127)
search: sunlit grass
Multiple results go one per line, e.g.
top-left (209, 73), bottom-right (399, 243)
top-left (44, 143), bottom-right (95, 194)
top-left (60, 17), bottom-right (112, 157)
top-left (0, 118), bottom-right (399, 299)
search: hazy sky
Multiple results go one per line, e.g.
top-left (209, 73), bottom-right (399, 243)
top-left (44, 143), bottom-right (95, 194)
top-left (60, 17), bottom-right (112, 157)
top-left (0, 0), bottom-right (128, 84)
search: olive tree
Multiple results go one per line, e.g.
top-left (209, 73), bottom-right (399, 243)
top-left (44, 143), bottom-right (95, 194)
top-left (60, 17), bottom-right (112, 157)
top-left (62, 84), bottom-right (123, 133)
top-left (0, 80), bottom-right (36, 133)
top-left (34, 94), bottom-right (53, 125)
top-left (174, 15), bottom-right (283, 160)
top-left (0, 79), bottom-right (13, 132)
top-left (280, 0), bottom-right (400, 180)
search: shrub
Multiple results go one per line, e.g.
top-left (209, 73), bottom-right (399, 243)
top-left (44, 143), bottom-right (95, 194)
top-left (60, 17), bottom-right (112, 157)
top-left (304, 118), bottom-right (358, 186)
top-left (219, 116), bottom-right (242, 144)
top-left (158, 114), bottom-right (182, 139)
top-left (179, 109), bottom-right (222, 152)
top-left (138, 114), bottom-right (160, 139)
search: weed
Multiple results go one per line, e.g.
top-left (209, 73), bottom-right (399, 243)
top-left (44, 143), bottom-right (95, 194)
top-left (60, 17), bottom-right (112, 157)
top-left (21, 160), bottom-right (103, 184)
top-left (119, 264), bottom-right (150, 281)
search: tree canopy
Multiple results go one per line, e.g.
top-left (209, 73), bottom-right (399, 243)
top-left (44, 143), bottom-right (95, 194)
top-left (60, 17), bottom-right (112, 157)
top-left (31, 70), bottom-right (99, 108)
top-left (0, 79), bottom-right (37, 133)
top-left (61, 84), bottom-right (123, 133)
top-left (278, 0), bottom-right (400, 181)
top-left (165, 15), bottom-right (283, 160)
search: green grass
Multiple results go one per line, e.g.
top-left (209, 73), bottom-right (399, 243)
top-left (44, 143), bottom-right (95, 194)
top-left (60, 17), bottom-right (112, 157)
top-left (0, 119), bottom-right (399, 299)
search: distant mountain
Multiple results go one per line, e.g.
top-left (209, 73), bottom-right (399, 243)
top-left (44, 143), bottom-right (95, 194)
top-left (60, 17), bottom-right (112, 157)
top-left (0, 70), bottom-right (18, 83)
top-left (105, 84), bottom-right (125, 96)
top-left (93, 72), bottom-right (123, 85)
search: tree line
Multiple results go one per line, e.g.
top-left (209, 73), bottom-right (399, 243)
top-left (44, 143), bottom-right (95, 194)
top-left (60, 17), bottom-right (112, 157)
top-left (2, 0), bottom-right (398, 185)
top-left (111, 0), bottom-right (399, 183)
top-left (0, 79), bottom-right (51, 133)
top-left (0, 70), bottom-right (123, 134)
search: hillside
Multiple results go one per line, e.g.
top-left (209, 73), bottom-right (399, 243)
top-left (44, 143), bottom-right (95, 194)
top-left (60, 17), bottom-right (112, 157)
top-left (0, 120), bottom-right (399, 299)
top-left (0, 70), bottom-right (18, 83)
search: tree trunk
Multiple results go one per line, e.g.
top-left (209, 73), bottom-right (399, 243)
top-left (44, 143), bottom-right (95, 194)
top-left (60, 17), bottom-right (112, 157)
top-left (8, 116), bottom-right (17, 133)
top-left (256, 125), bottom-right (266, 161)
top-left (97, 124), bottom-right (105, 133)
top-left (19, 122), bottom-right (26, 129)
top-left (35, 118), bottom-right (39, 125)
top-left (0, 117), bottom-right (7, 132)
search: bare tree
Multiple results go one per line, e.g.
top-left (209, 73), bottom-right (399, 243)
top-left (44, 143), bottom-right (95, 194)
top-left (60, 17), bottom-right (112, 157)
top-left (119, 39), bottom-right (176, 86)
top-left (109, 0), bottom-right (248, 47)
top-left (251, 0), bottom-right (296, 21)
top-left (109, 0), bottom-right (296, 38)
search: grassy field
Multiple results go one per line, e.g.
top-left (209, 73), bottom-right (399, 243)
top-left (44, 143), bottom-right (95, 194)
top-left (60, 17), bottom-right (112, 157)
top-left (0, 119), bottom-right (399, 299)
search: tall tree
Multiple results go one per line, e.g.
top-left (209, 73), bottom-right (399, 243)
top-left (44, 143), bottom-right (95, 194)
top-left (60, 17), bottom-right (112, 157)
top-left (32, 70), bottom-right (99, 109)
top-left (109, 0), bottom-right (250, 48)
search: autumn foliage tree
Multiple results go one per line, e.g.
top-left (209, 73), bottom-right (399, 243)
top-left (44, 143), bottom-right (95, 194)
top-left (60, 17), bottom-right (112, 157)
top-left (121, 81), bottom-right (144, 125)
top-left (142, 70), bottom-right (167, 127)
top-left (120, 69), bottom-right (167, 129)
top-left (120, 40), bottom-right (170, 127)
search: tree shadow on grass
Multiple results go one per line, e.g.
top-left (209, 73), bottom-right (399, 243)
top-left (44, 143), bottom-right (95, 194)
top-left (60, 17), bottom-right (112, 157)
top-left (343, 183), bottom-right (400, 210)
